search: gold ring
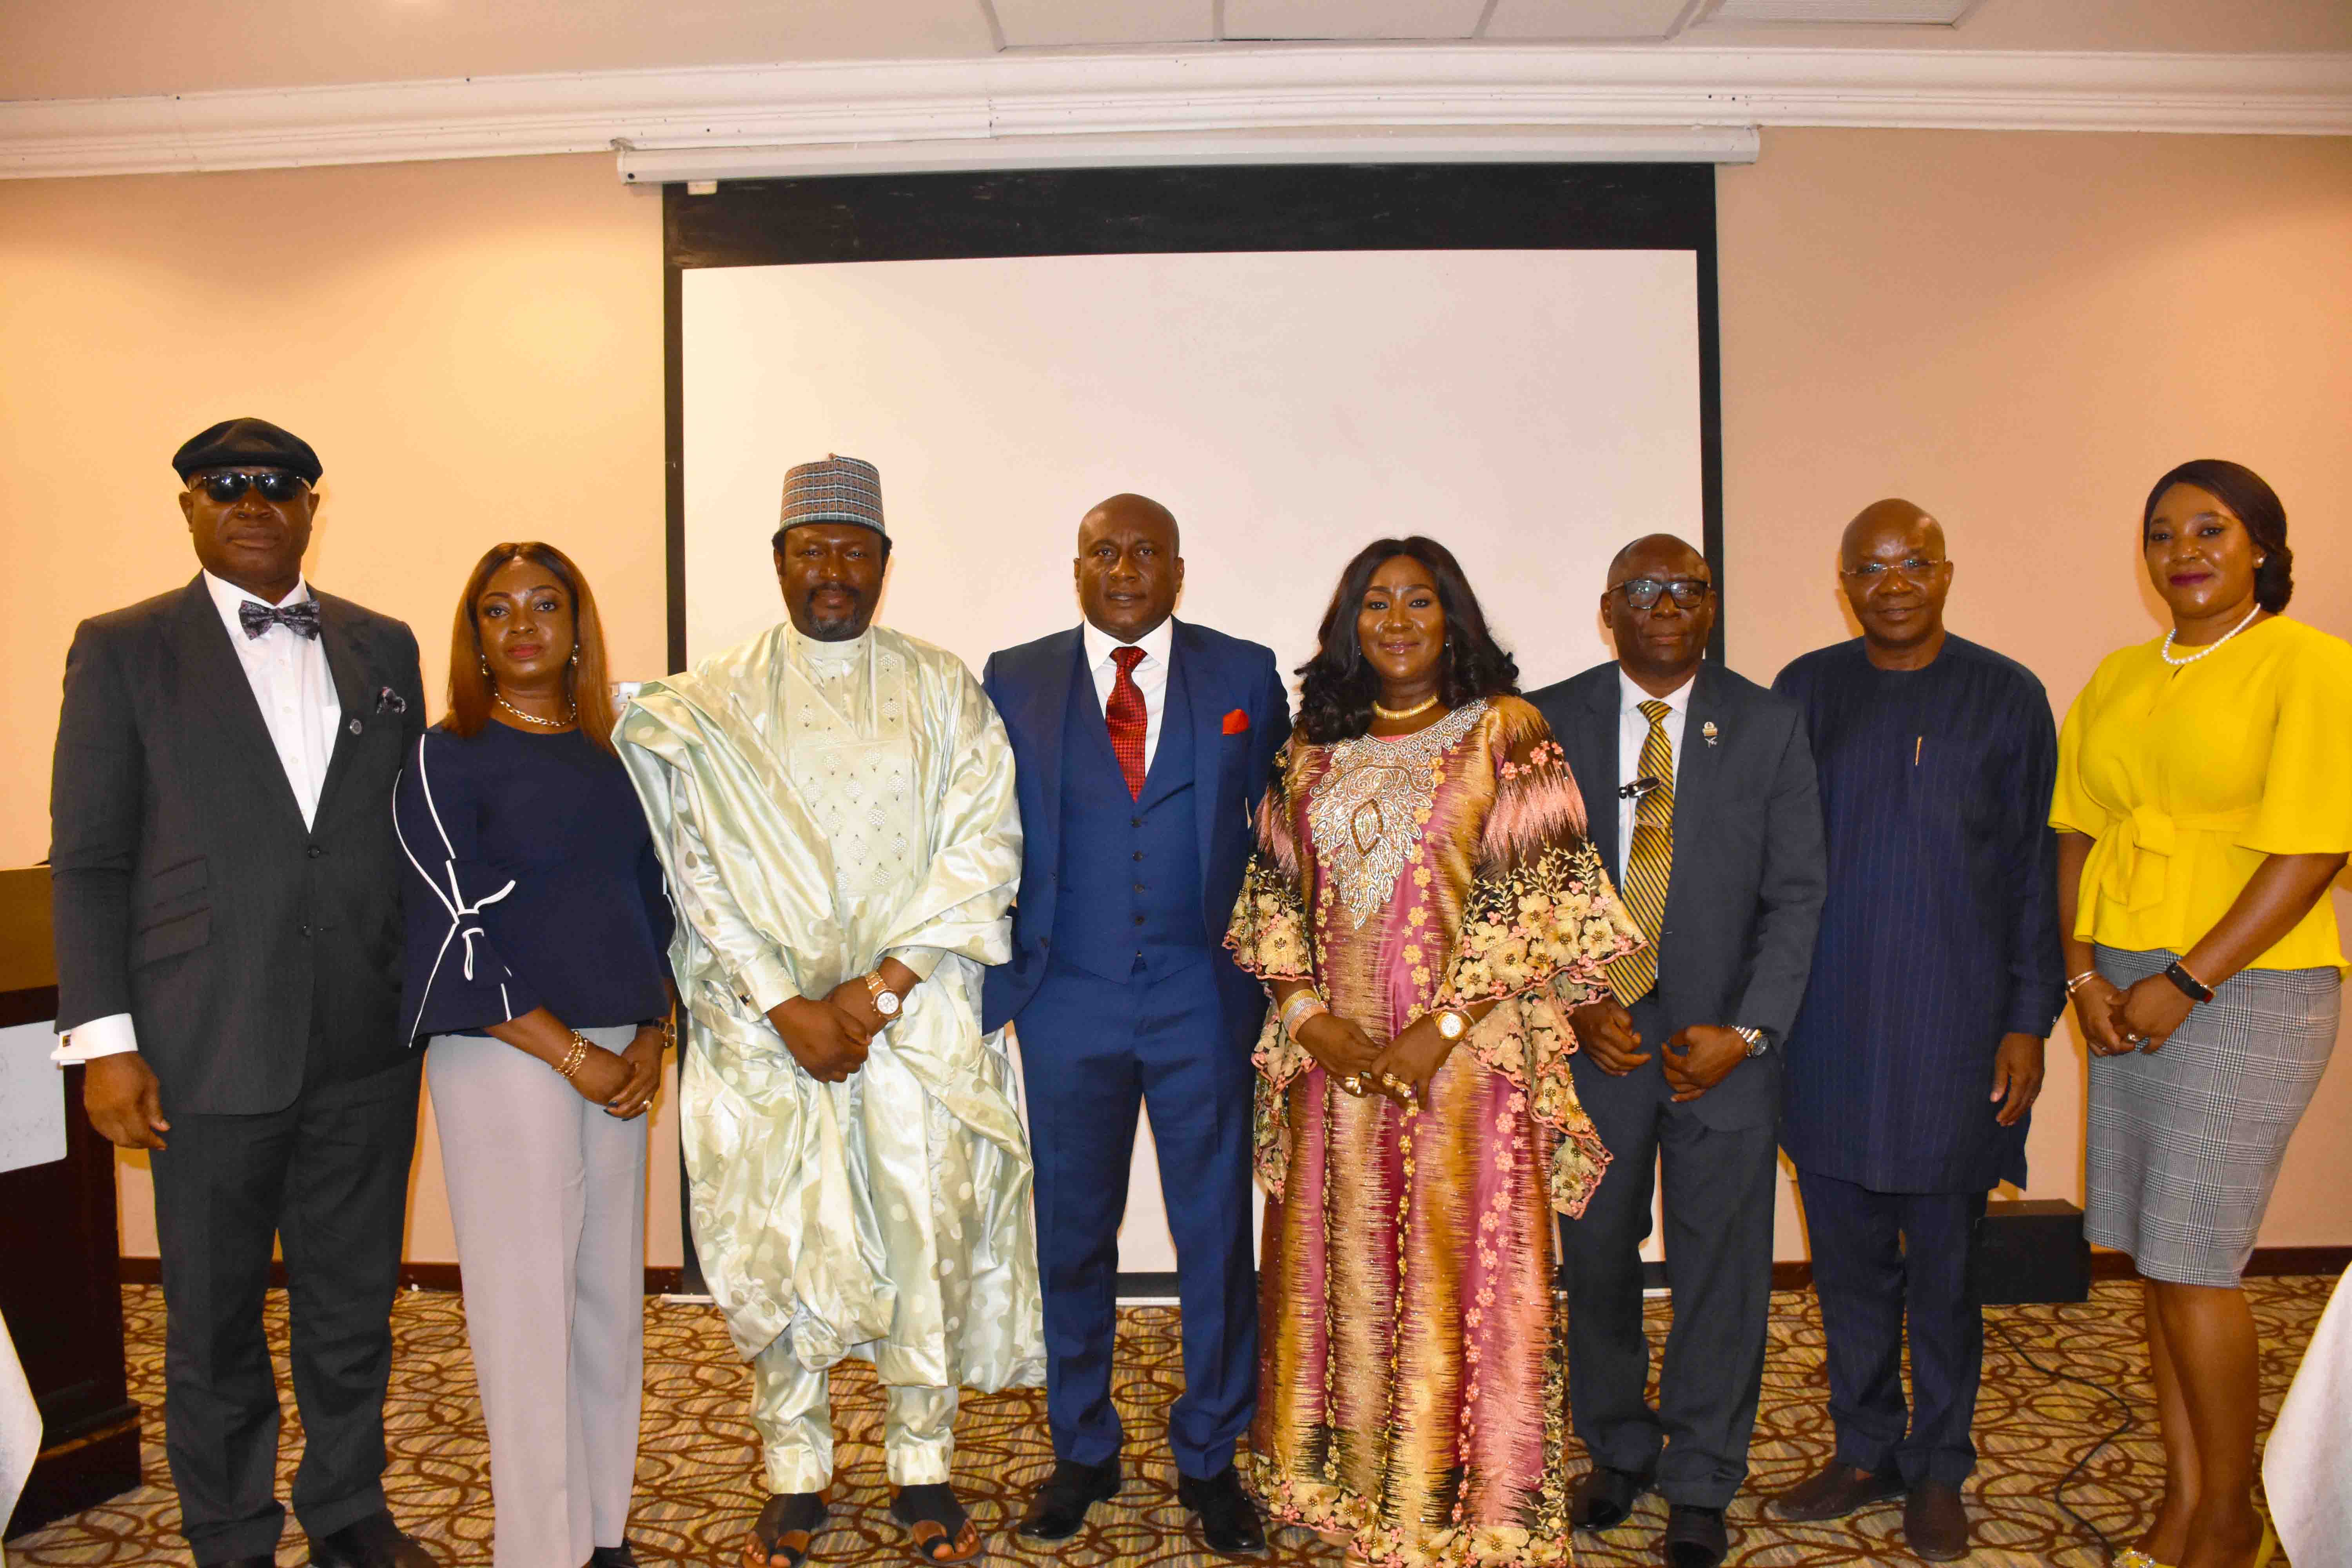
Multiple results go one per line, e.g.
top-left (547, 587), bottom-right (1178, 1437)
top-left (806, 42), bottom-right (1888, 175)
top-left (1380, 1073), bottom-right (1410, 1096)
top-left (1341, 1074), bottom-right (1368, 1097)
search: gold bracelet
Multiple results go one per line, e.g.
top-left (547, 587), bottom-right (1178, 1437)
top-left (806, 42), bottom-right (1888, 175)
top-left (555, 1033), bottom-right (591, 1080)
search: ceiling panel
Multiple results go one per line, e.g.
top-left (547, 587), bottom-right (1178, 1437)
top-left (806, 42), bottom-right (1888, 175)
top-left (0, 0), bottom-right (998, 102)
top-left (1485, 0), bottom-right (1697, 40)
top-left (993, 0), bottom-right (1214, 47)
top-left (1223, 0), bottom-right (1490, 40)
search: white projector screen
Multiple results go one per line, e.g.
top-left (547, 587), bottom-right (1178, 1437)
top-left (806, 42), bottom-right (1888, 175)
top-left (680, 245), bottom-right (1703, 1280)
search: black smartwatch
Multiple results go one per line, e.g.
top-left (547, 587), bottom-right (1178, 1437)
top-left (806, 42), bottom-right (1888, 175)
top-left (2162, 960), bottom-right (2215, 1004)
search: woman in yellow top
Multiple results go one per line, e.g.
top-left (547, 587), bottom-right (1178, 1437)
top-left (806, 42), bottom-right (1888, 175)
top-left (2053, 459), bottom-right (2350, 1568)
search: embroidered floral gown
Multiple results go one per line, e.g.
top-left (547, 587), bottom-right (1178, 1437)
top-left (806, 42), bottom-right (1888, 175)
top-left (1226, 695), bottom-right (1641, 1568)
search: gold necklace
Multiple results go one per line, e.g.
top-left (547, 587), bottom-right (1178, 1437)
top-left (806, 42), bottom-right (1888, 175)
top-left (494, 692), bottom-right (575, 729)
top-left (1371, 693), bottom-right (1442, 722)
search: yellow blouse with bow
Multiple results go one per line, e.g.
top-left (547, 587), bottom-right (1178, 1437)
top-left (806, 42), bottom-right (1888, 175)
top-left (2052, 615), bottom-right (2352, 973)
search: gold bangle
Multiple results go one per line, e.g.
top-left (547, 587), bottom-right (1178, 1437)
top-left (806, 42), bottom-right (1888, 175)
top-left (556, 1033), bottom-right (591, 1080)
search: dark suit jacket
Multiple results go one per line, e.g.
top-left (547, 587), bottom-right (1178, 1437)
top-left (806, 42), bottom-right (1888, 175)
top-left (1526, 660), bottom-right (1827, 1132)
top-left (979, 619), bottom-right (1290, 1049)
top-left (50, 575), bottom-right (427, 1114)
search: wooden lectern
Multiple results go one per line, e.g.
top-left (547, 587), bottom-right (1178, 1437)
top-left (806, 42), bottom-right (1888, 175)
top-left (0, 866), bottom-right (142, 1539)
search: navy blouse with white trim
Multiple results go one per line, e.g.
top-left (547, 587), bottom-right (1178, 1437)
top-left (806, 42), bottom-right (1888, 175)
top-left (393, 720), bottom-right (672, 1043)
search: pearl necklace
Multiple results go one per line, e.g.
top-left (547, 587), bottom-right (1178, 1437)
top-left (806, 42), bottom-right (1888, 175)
top-left (2159, 604), bottom-right (2262, 668)
top-left (1371, 693), bottom-right (1442, 722)
top-left (495, 693), bottom-right (576, 728)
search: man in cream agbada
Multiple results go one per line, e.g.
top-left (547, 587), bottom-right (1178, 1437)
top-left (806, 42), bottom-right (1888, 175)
top-left (617, 456), bottom-right (1041, 1568)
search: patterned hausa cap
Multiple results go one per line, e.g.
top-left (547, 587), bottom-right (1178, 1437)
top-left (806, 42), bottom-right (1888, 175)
top-left (779, 454), bottom-right (885, 537)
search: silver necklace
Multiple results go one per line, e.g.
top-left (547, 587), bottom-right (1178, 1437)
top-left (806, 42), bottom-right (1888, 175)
top-left (2159, 604), bottom-right (2261, 668)
top-left (495, 692), bottom-right (575, 728)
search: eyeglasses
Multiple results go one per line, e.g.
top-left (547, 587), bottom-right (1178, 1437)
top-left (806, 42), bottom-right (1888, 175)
top-left (191, 470), bottom-right (310, 505)
top-left (1613, 577), bottom-right (1711, 610)
top-left (1839, 557), bottom-right (1951, 582)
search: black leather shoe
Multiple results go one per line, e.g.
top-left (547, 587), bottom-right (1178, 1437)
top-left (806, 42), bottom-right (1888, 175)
top-left (588, 1544), bottom-right (639, 1568)
top-left (1663, 1503), bottom-right (1729, 1568)
top-left (1016, 1456), bottom-right (1122, 1541)
top-left (309, 1512), bottom-right (438, 1568)
top-left (207, 1555), bottom-right (278, 1568)
top-left (1570, 1466), bottom-right (1654, 1532)
top-left (1175, 1466), bottom-right (1267, 1557)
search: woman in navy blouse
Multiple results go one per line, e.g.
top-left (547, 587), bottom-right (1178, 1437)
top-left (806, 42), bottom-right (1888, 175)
top-left (393, 542), bottom-right (673, 1568)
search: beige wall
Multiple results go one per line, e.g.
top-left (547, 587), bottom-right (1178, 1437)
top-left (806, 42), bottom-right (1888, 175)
top-left (4, 127), bottom-right (2347, 1267)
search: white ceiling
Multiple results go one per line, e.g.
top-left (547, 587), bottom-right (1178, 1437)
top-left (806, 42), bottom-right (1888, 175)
top-left (2, 0), bottom-right (2346, 103)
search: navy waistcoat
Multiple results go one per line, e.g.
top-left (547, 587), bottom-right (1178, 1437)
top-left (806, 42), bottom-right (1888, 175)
top-left (1048, 645), bottom-right (1208, 982)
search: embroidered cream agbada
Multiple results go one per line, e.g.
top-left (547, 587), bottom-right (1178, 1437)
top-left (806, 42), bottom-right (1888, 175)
top-left (615, 622), bottom-right (1044, 1403)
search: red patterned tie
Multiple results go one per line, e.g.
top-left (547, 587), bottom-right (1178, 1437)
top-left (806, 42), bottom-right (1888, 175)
top-left (1106, 645), bottom-right (1148, 799)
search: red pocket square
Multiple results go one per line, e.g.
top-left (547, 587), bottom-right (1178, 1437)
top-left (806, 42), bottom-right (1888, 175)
top-left (1222, 708), bottom-right (1250, 735)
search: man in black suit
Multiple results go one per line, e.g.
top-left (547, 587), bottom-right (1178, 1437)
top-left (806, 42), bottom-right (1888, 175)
top-left (1526, 534), bottom-right (1825, 1568)
top-left (50, 419), bottom-right (434, 1568)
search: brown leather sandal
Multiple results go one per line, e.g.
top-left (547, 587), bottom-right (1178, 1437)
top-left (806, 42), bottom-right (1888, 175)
top-left (890, 1484), bottom-right (982, 1564)
top-left (744, 1493), bottom-right (829, 1568)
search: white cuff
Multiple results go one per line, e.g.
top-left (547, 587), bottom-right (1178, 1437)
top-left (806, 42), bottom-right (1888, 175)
top-left (733, 952), bottom-right (799, 1018)
top-left (53, 1012), bottom-right (140, 1065)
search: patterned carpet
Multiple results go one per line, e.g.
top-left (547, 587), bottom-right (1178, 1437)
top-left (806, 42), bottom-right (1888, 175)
top-left (7, 1279), bottom-right (2326, 1567)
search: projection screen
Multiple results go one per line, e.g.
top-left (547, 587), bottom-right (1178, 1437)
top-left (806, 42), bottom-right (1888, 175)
top-left (668, 166), bottom-right (1722, 1290)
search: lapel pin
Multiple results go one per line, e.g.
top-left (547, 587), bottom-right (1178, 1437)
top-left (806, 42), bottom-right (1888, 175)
top-left (349, 718), bottom-right (363, 735)
top-left (1702, 721), bottom-right (1719, 747)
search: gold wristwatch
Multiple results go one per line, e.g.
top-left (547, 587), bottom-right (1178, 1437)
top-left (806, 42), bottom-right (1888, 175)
top-left (863, 972), bottom-right (902, 1018)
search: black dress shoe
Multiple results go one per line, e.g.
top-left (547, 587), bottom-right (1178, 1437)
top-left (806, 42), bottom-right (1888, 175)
top-left (1175, 1466), bottom-right (1267, 1557)
top-left (1016, 1456), bottom-right (1122, 1541)
top-left (1569, 1466), bottom-right (1654, 1532)
top-left (309, 1512), bottom-right (438, 1568)
top-left (588, 1544), bottom-right (639, 1568)
top-left (207, 1555), bottom-right (278, 1568)
top-left (1663, 1503), bottom-right (1729, 1568)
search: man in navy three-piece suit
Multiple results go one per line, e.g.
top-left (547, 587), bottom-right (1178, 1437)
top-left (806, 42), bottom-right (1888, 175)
top-left (981, 494), bottom-right (1289, 1558)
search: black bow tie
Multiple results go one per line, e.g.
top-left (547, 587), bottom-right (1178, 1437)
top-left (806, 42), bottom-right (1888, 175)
top-left (238, 598), bottom-right (321, 640)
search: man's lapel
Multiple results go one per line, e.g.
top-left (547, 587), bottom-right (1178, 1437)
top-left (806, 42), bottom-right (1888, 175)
top-left (1169, 621), bottom-right (1229, 907)
top-left (1020, 630), bottom-right (1085, 875)
top-left (1671, 662), bottom-right (1725, 887)
top-left (311, 594), bottom-right (374, 825)
top-left (1584, 671), bottom-right (1622, 879)
top-left (169, 577), bottom-right (307, 832)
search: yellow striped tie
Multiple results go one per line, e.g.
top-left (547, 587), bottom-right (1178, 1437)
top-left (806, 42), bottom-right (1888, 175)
top-left (1605, 699), bottom-right (1675, 1005)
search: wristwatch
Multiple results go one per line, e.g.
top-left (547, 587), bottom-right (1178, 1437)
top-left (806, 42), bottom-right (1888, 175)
top-left (1733, 1025), bottom-right (1769, 1058)
top-left (863, 972), bottom-right (902, 1018)
top-left (2162, 959), bottom-right (2216, 1004)
top-left (1434, 1009), bottom-right (1467, 1041)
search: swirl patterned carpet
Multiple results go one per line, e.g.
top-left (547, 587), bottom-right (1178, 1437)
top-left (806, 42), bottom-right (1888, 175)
top-left (7, 1278), bottom-right (2325, 1567)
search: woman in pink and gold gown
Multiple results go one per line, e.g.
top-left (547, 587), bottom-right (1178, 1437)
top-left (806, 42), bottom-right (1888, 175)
top-left (1227, 537), bottom-right (1641, 1567)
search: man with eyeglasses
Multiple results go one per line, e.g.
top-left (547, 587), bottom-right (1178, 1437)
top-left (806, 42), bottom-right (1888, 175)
top-left (50, 419), bottom-right (434, 1568)
top-left (1528, 534), bottom-right (1826, 1568)
top-left (1765, 499), bottom-right (2063, 1561)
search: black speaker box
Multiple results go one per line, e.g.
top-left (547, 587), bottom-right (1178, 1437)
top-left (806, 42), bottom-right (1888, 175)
top-left (1978, 1198), bottom-right (2091, 1305)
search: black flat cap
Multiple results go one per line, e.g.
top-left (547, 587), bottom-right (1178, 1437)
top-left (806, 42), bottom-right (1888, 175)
top-left (172, 417), bottom-right (322, 484)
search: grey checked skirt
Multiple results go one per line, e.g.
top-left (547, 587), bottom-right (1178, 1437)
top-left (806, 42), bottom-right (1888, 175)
top-left (2087, 946), bottom-right (2341, 1287)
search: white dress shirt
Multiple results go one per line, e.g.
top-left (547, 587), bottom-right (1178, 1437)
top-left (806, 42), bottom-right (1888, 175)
top-left (1615, 665), bottom-right (1694, 887)
top-left (1082, 615), bottom-right (1175, 773)
top-left (55, 573), bottom-right (343, 1064)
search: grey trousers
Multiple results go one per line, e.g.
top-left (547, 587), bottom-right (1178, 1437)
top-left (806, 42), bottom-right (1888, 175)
top-left (428, 1027), bottom-right (648, 1568)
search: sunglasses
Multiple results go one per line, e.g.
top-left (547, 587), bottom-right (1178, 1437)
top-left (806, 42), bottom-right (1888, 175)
top-left (191, 470), bottom-right (310, 504)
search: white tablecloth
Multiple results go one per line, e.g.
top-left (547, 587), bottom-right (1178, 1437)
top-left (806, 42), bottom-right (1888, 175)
top-left (0, 1305), bottom-right (40, 1568)
top-left (2264, 1267), bottom-right (2352, 1568)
